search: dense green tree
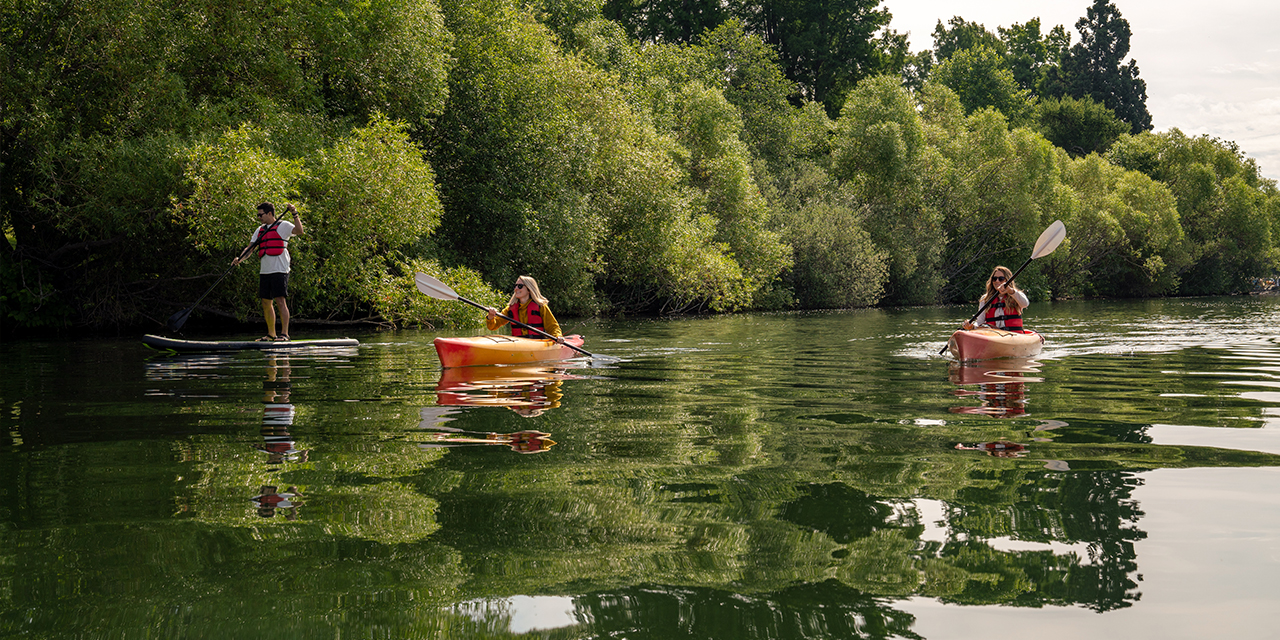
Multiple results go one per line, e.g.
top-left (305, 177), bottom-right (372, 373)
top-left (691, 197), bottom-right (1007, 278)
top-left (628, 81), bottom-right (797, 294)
top-left (926, 45), bottom-right (1034, 127)
top-left (998, 18), bottom-right (1071, 95)
top-left (930, 16), bottom-right (1003, 62)
top-left (674, 82), bottom-right (792, 305)
top-left (0, 0), bottom-right (455, 329)
top-left (174, 116), bottom-right (474, 326)
top-left (1041, 0), bottom-right (1151, 133)
top-left (1044, 153), bottom-right (1186, 297)
top-left (738, 0), bottom-right (906, 115)
top-left (918, 84), bottom-right (1060, 303)
top-left (774, 163), bottom-right (888, 309)
top-left (601, 0), bottom-right (726, 43)
top-left (1035, 95), bottom-right (1129, 157)
top-left (689, 20), bottom-right (797, 168)
top-left (433, 0), bottom-right (788, 314)
top-left (526, 0), bottom-right (607, 45)
top-left (1108, 130), bottom-right (1280, 294)
top-left (831, 75), bottom-right (944, 304)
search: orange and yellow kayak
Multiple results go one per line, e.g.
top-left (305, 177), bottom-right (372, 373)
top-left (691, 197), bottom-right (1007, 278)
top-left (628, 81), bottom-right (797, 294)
top-left (947, 328), bottom-right (1043, 361)
top-left (433, 334), bottom-right (585, 368)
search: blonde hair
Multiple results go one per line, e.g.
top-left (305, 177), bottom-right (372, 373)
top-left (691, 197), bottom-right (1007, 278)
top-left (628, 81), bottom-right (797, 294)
top-left (506, 275), bottom-right (549, 308)
top-left (979, 266), bottom-right (1022, 307)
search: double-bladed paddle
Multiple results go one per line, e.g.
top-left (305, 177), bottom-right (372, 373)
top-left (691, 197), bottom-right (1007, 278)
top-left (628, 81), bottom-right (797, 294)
top-left (414, 272), bottom-right (603, 360)
top-left (939, 220), bottom-right (1067, 355)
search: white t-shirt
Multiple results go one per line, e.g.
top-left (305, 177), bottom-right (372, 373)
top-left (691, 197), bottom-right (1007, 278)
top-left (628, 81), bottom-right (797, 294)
top-left (250, 220), bottom-right (296, 274)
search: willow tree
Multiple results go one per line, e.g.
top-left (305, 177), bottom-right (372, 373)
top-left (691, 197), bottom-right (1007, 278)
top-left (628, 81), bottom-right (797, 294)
top-left (432, 0), bottom-right (785, 314)
top-left (1109, 130), bottom-right (1280, 294)
top-left (1043, 153), bottom-right (1186, 297)
top-left (831, 76), bottom-right (943, 304)
top-left (1, 0), bottom-right (454, 330)
top-left (917, 84), bottom-right (1062, 303)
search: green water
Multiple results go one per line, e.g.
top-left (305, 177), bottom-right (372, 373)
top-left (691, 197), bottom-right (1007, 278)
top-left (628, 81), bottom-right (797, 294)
top-left (4, 297), bottom-right (1280, 639)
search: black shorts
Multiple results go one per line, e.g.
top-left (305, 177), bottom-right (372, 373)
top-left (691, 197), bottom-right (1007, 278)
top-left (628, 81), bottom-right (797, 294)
top-left (259, 272), bottom-right (289, 299)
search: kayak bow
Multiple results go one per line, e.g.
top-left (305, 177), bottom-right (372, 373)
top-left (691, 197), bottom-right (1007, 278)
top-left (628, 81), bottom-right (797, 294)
top-left (947, 328), bottom-right (1043, 361)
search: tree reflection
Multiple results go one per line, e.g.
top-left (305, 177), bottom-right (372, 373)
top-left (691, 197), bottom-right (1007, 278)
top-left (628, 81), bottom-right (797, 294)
top-left (946, 470), bottom-right (1144, 611)
top-left (575, 581), bottom-right (921, 640)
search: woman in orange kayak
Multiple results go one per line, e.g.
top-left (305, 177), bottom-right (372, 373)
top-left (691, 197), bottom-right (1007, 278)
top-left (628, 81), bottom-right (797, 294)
top-left (963, 265), bottom-right (1030, 332)
top-left (486, 275), bottom-right (563, 339)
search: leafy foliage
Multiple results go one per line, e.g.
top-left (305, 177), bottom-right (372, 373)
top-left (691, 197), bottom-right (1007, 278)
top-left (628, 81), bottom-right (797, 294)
top-left (927, 45), bottom-right (1034, 126)
top-left (1035, 95), bottom-right (1129, 158)
top-left (1108, 130), bottom-right (1280, 294)
top-left (3, 0), bottom-right (1279, 333)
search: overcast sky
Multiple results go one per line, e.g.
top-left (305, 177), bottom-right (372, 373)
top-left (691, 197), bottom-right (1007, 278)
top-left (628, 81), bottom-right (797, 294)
top-left (880, 0), bottom-right (1280, 181)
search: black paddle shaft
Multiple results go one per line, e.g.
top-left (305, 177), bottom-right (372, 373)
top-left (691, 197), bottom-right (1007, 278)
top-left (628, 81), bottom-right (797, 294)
top-left (451, 294), bottom-right (596, 358)
top-left (167, 224), bottom-right (277, 333)
top-left (166, 263), bottom-right (238, 332)
top-left (938, 256), bottom-right (1035, 355)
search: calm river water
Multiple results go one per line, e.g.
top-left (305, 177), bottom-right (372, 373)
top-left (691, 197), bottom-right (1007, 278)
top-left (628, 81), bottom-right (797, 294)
top-left (4, 296), bottom-right (1280, 639)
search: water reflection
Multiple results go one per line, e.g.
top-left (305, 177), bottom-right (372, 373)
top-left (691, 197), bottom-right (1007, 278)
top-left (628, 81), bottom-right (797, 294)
top-left (10, 301), bottom-right (1280, 639)
top-left (949, 358), bottom-right (1041, 418)
top-left (435, 364), bottom-right (579, 417)
top-left (257, 354), bottom-right (307, 467)
top-left (953, 440), bottom-right (1027, 457)
top-left (250, 485), bottom-right (302, 520)
top-left (417, 407), bottom-right (556, 453)
top-left (420, 428), bottom-right (557, 454)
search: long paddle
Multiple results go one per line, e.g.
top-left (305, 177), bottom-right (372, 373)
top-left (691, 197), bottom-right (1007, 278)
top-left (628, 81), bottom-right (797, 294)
top-left (166, 262), bottom-right (240, 333)
top-left (414, 272), bottom-right (602, 359)
top-left (939, 220), bottom-right (1067, 355)
top-left (166, 221), bottom-right (279, 332)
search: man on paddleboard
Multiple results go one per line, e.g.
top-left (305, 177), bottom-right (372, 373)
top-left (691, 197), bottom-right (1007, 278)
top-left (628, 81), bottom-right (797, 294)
top-left (233, 202), bottom-right (304, 341)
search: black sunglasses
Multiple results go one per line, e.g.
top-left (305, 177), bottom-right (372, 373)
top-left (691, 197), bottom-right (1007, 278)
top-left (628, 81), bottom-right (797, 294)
top-left (514, 283), bottom-right (526, 289)
top-left (992, 276), bottom-right (1007, 282)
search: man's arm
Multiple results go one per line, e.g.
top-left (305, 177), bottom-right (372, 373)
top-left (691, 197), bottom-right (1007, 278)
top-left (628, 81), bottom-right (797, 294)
top-left (232, 234), bottom-right (257, 266)
top-left (287, 203), bottom-right (303, 236)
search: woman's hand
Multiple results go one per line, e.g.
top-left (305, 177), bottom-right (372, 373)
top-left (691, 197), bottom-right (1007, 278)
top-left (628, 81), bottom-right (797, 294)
top-left (486, 307), bottom-right (497, 321)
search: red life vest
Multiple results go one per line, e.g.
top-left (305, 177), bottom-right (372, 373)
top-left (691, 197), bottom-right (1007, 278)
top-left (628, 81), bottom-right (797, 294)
top-left (984, 295), bottom-right (1024, 331)
top-left (507, 301), bottom-right (544, 337)
top-left (256, 221), bottom-right (286, 257)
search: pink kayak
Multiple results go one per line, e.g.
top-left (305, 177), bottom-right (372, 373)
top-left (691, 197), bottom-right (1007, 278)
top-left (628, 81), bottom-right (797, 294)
top-left (947, 328), bottom-right (1044, 361)
top-left (433, 334), bottom-right (585, 368)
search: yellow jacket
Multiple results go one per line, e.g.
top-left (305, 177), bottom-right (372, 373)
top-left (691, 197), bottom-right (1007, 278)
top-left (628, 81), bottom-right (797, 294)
top-left (487, 301), bottom-right (562, 337)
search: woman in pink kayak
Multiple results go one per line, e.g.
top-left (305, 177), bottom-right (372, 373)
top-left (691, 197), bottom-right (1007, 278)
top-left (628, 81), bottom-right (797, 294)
top-left (963, 265), bottom-right (1030, 333)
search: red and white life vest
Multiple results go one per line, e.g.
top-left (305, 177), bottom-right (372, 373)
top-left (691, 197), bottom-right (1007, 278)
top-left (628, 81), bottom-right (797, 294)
top-left (984, 295), bottom-right (1024, 331)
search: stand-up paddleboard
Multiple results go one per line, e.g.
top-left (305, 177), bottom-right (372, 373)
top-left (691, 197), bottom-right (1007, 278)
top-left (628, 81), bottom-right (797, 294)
top-left (143, 334), bottom-right (359, 352)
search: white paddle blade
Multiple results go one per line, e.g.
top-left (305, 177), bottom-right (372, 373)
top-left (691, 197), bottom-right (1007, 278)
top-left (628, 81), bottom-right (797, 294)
top-left (1031, 220), bottom-right (1066, 259)
top-left (414, 272), bottom-right (460, 301)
